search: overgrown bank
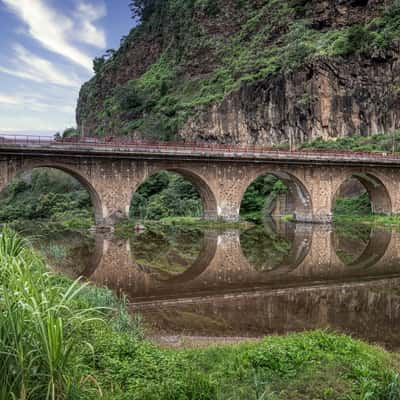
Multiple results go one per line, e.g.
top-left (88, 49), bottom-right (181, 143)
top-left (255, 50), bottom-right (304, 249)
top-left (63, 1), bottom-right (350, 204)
top-left (2, 228), bottom-right (400, 400)
top-left (0, 168), bottom-right (93, 231)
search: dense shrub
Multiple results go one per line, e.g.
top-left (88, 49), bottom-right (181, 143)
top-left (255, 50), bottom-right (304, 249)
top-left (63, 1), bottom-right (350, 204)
top-left (240, 175), bottom-right (288, 221)
top-left (334, 193), bottom-right (372, 216)
top-left (0, 168), bottom-right (93, 228)
top-left (130, 171), bottom-right (202, 220)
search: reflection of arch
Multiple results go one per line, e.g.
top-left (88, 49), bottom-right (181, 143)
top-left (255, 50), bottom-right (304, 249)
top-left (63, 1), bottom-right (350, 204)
top-left (163, 230), bottom-right (219, 283)
top-left (240, 219), bottom-right (312, 275)
top-left (241, 170), bottom-right (313, 222)
top-left (80, 233), bottom-right (106, 278)
top-left (133, 230), bottom-right (218, 284)
top-left (333, 226), bottom-right (392, 270)
top-left (134, 167), bottom-right (218, 219)
top-left (13, 163), bottom-right (103, 223)
top-left (334, 173), bottom-right (392, 214)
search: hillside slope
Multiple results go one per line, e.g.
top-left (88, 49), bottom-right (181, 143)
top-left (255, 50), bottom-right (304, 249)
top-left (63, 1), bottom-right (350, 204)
top-left (76, 0), bottom-right (400, 146)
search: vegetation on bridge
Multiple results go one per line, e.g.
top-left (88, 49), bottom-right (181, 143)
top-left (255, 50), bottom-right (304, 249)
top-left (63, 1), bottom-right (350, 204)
top-left (301, 131), bottom-right (400, 153)
top-left (1, 227), bottom-right (400, 400)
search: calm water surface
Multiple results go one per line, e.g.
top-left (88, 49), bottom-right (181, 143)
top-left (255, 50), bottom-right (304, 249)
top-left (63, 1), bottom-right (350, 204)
top-left (35, 220), bottom-right (400, 349)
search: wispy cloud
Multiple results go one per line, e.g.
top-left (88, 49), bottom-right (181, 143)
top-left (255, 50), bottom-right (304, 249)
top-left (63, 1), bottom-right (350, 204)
top-left (0, 94), bottom-right (20, 105)
top-left (0, 90), bottom-right (75, 113)
top-left (2, 0), bottom-right (107, 71)
top-left (74, 2), bottom-right (107, 48)
top-left (0, 45), bottom-right (82, 87)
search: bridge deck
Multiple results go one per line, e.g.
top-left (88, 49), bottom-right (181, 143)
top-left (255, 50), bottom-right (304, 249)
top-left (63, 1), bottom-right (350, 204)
top-left (0, 136), bottom-right (399, 167)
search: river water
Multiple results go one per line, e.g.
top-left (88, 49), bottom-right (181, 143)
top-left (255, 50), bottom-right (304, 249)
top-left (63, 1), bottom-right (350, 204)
top-left (35, 220), bottom-right (400, 349)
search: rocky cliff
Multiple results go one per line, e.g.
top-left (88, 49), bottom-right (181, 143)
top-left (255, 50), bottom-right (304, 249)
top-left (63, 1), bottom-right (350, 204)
top-left (76, 0), bottom-right (400, 146)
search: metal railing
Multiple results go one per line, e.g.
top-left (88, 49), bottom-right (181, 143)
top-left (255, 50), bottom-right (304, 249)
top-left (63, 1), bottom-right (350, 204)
top-left (0, 133), bottom-right (399, 160)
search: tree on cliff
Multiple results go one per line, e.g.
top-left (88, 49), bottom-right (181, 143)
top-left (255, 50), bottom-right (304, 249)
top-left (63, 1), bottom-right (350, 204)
top-left (129, 0), bottom-right (161, 21)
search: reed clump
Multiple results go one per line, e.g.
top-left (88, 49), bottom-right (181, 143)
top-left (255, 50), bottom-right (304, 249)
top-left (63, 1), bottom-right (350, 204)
top-left (0, 227), bottom-right (99, 400)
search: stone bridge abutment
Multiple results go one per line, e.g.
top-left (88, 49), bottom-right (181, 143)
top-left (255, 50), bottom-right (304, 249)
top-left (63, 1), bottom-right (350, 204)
top-left (0, 152), bottom-right (399, 225)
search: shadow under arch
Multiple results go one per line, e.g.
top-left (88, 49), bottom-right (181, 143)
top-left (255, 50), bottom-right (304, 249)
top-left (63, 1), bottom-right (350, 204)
top-left (240, 170), bottom-right (313, 222)
top-left (13, 163), bottom-right (103, 224)
top-left (333, 172), bottom-right (392, 215)
top-left (134, 167), bottom-right (219, 219)
top-left (333, 226), bottom-right (392, 270)
top-left (240, 219), bottom-right (313, 276)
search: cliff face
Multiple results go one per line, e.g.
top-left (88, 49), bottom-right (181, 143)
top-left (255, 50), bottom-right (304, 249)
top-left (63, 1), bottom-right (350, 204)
top-left (179, 47), bottom-right (400, 145)
top-left (76, 0), bottom-right (400, 145)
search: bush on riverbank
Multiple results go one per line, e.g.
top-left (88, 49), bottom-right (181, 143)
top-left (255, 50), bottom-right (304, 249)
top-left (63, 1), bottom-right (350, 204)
top-left (1, 228), bottom-right (400, 400)
top-left (333, 193), bottom-right (372, 217)
top-left (0, 168), bottom-right (94, 230)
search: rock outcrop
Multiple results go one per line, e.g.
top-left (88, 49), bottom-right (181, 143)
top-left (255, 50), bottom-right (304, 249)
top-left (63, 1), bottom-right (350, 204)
top-left (179, 46), bottom-right (400, 145)
top-left (76, 0), bottom-right (400, 146)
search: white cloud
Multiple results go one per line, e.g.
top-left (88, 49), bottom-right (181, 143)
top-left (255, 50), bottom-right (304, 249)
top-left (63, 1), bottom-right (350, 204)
top-left (74, 2), bottom-right (107, 48)
top-left (0, 94), bottom-right (20, 105)
top-left (0, 45), bottom-right (82, 87)
top-left (2, 0), bottom-right (107, 71)
top-left (0, 90), bottom-right (75, 113)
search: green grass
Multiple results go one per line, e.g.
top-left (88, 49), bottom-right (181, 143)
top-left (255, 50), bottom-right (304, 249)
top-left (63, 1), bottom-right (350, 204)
top-left (332, 192), bottom-right (400, 229)
top-left (2, 227), bottom-right (400, 399)
top-left (115, 217), bottom-right (250, 237)
top-left (334, 213), bottom-right (400, 229)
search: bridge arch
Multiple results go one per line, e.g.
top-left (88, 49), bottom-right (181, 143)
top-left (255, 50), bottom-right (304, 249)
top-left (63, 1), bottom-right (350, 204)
top-left (333, 172), bottom-right (392, 215)
top-left (5, 162), bottom-right (104, 224)
top-left (131, 167), bottom-right (219, 220)
top-left (239, 170), bottom-right (313, 222)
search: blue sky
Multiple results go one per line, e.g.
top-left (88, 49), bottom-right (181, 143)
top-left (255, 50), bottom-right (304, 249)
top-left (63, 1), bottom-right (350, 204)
top-left (0, 0), bottom-right (133, 134)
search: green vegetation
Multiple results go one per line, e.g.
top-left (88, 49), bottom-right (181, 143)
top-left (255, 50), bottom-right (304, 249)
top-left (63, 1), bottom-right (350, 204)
top-left (240, 174), bottom-right (288, 222)
top-left (0, 168), bottom-right (282, 230)
top-left (54, 127), bottom-right (80, 141)
top-left (333, 193), bottom-right (372, 217)
top-left (130, 171), bottom-right (202, 220)
top-left (84, 0), bottom-right (400, 139)
top-left (0, 227), bottom-right (108, 399)
top-left (301, 131), bottom-right (400, 153)
top-left (332, 191), bottom-right (400, 228)
top-left (0, 168), bottom-right (93, 231)
top-left (2, 228), bottom-right (400, 399)
top-left (335, 212), bottom-right (400, 228)
top-left (129, 170), bottom-right (288, 224)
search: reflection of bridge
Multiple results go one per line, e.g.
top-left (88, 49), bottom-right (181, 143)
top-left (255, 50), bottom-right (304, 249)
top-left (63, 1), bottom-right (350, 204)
top-left (86, 224), bottom-right (400, 301)
top-left (78, 223), bottom-right (400, 347)
top-left (1, 136), bottom-right (400, 224)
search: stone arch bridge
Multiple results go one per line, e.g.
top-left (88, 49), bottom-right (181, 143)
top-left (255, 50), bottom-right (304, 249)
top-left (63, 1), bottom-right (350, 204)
top-left (0, 141), bottom-right (399, 225)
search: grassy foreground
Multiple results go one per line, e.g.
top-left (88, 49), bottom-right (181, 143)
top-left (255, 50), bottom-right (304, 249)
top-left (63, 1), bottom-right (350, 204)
top-left (1, 228), bottom-right (400, 400)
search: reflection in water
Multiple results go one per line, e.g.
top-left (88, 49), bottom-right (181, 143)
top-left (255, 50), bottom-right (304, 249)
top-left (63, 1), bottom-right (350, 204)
top-left (130, 226), bottom-right (204, 279)
top-left (139, 279), bottom-right (400, 349)
top-left (240, 219), bottom-right (311, 273)
top-left (333, 223), bottom-right (392, 269)
top-left (32, 230), bottom-right (98, 279)
top-left (37, 220), bottom-right (400, 349)
top-left (241, 225), bottom-right (291, 271)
